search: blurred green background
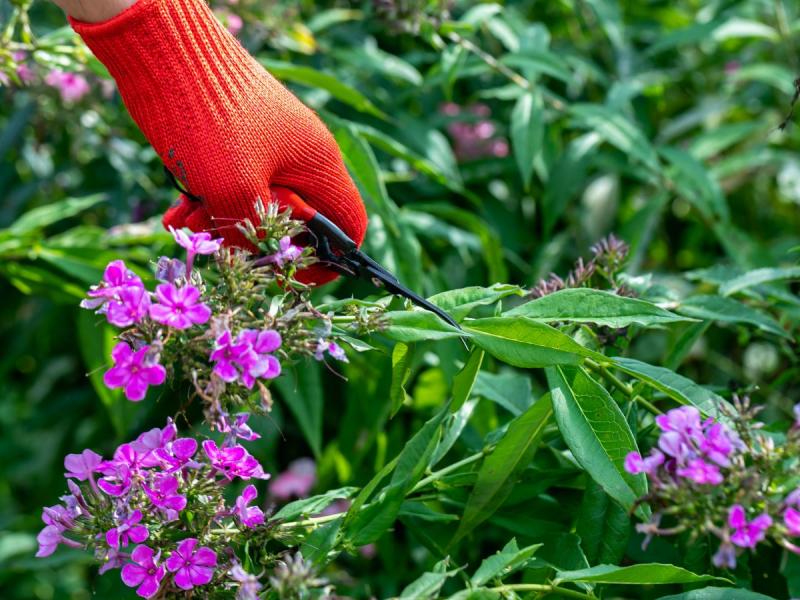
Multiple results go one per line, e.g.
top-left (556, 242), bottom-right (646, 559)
top-left (1, 0), bottom-right (799, 597)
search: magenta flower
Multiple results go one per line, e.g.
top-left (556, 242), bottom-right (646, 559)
top-left (107, 285), bottom-right (151, 328)
top-left (210, 331), bottom-right (256, 383)
top-left (269, 458), bottom-right (316, 500)
top-left (103, 342), bottom-right (166, 401)
top-left (106, 510), bottom-right (149, 549)
top-left (219, 412), bottom-right (261, 444)
top-left (165, 538), bottom-right (217, 590)
top-left (700, 422), bottom-right (740, 467)
top-left (785, 507), bottom-right (800, 536)
top-left (314, 340), bottom-right (348, 363)
top-left (623, 450), bottom-right (664, 476)
top-left (228, 563), bottom-right (263, 599)
top-left (169, 226), bottom-right (222, 272)
top-left (655, 406), bottom-right (704, 443)
top-left (153, 437), bottom-right (199, 472)
top-left (36, 505), bottom-right (79, 557)
top-left (97, 443), bottom-right (148, 496)
top-left (657, 431), bottom-right (692, 462)
top-left (676, 458), bottom-right (723, 485)
top-left (64, 449), bottom-right (102, 481)
top-left (132, 419), bottom-right (178, 464)
top-left (149, 283), bottom-right (211, 329)
top-left (45, 69), bottom-right (90, 102)
top-left (155, 256), bottom-right (186, 283)
top-left (143, 474), bottom-right (187, 513)
top-left (234, 484), bottom-right (265, 528)
top-left (202, 440), bottom-right (269, 481)
top-left (236, 329), bottom-right (282, 387)
top-left (121, 545), bottom-right (166, 599)
top-left (82, 260), bottom-right (143, 311)
top-left (729, 505), bottom-right (772, 548)
top-left (266, 236), bottom-right (303, 267)
top-left (712, 541), bottom-right (737, 569)
top-left (98, 546), bottom-right (127, 575)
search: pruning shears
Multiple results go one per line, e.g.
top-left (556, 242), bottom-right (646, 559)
top-left (165, 168), bottom-right (463, 333)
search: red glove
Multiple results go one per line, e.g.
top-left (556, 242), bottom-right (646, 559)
top-left (70, 0), bottom-right (368, 285)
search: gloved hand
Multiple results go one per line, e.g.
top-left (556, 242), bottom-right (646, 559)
top-left (70, 0), bottom-right (368, 285)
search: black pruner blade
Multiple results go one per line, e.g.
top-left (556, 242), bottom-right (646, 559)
top-left (305, 210), bottom-right (468, 347)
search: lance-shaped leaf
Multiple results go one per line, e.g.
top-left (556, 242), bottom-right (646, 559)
top-left (554, 563), bottom-right (731, 585)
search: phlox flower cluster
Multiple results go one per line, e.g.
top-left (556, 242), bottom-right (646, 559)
top-left (36, 417), bottom-right (270, 598)
top-left (626, 401), bottom-right (800, 571)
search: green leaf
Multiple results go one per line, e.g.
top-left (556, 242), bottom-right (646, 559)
top-left (473, 371), bottom-right (533, 416)
top-left (432, 397), bottom-right (479, 465)
top-left (677, 294), bottom-right (789, 338)
top-left (502, 51), bottom-right (572, 83)
top-left (271, 487), bottom-right (357, 522)
top-left (464, 317), bottom-right (603, 368)
top-left (611, 357), bottom-right (731, 417)
top-left (273, 360), bottom-right (324, 457)
top-left (398, 558), bottom-right (459, 599)
top-left (451, 348), bottom-right (484, 412)
top-left (510, 90), bottom-right (544, 189)
top-left (471, 538), bottom-right (541, 586)
top-left (569, 104), bottom-right (659, 174)
top-left (507, 288), bottom-right (693, 328)
top-left (660, 146), bottom-right (729, 221)
top-left (390, 342), bottom-right (414, 417)
top-left (428, 284), bottom-right (524, 322)
top-left (719, 266), bottom-right (800, 296)
top-left (659, 588), bottom-right (775, 600)
top-left (542, 133), bottom-right (600, 234)
top-left (576, 479), bottom-right (630, 565)
top-left (452, 394), bottom-right (553, 544)
top-left (555, 563), bottom-right (731, 585)
top-left (260, 59), bottom-right (386, 119)
top-left (300, 518), bottom-right (342, 566)
top-left (546, 366), bottom-right (647, 517)
top-left (7, 195), bottom-right (105, 234)
top-left (383, 311), bottom-right (467, 342)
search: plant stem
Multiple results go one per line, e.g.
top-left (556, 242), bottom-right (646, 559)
top-left (585, 359), bottom-right (662, 415)
top-left (411, 449), bottom-right (488, 493)
top-left (489, 583), bottom-right (595, 599)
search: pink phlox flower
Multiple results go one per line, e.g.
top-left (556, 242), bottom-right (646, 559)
top-left (228, 563), bottom-right (263, 599)
top-left (153, 438), bottom-right (200, 472)
top-left (655, 406), bottom-right (705, 444)
top-left (143, 474), bottom-right (187, 513)
top-left (45, 69), bottom-right (90, 102)
top-left (155, 256), bottom-right (186, 283)
top-left (234, 484), bottom-right (265, 528)
top-left (728, 504), bottom-right (772, 548)
top-left (265, 236), bottom-right (302, 267)
top-left (133, 419), bottom-right (178, 466)
top-left (82, 259), bottom-right (143, 311)
top-left (657, 430), bottom-right (693, 463)
top-left (121, 545), bottom-right (166, 599)
top-left (106, 510), bottom-right (149, 549)
top-left (314, 340), bottom-right (348, 363)
top-left (210, 330), bottom-right (257, 383)
top-left (236, 329), bottom-right (282, 388)
top-left (201, 440), bottom-right (269, 481)
top-left (712, 541), bottom-right (737, 569)
top-left (149, 283), bottom-right (211, 330)
top-left (36, 505), bottom-right (80, 557)
top-left (269, 458), bottom-right (316, 500)
top-left (219, 412), bottom-right (261, 444)
top-left (103, 342), bottom-right (166, 402)
top-left (676, 458), bottom-right (723, 485)
top-left (623, 450), bottom-right (664, 476)
top-left (98, 546), bottom-right (128, 574)
top-left (165, 538), bottom-right (217, 590)
top-left (700, 422), bottom-right (740, 467)
top-left (785, 507), bottom-right (800, 536)
top-left (786, 488), bottom-right (800, 507)
top-left (64, 449), bottom-right (102, 481)
top-left (169, 227), bottom-right (222, 273)
top-left (97, 443), bottom-right (147, 496)
top-left (107, 284), bottom-right (151, 327)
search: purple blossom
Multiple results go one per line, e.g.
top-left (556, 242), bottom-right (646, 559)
top-left (699, 422), bottom-right (740, 467)
top-left (234, 485), bottom-right (265, 528)
top-left (106, 285), bottom-right (151, 328)
top-left (785, 507), bottom-right (800, 536)
top-left (82, 260), bottom-right (143, 312)
top-left (132, 419), bottom-right (178, 464)
top-left (314, 340), bottom-right (348, 363)
top-left (229, 563), bottom-right (263, 599)
top-left (45, 69), bottom-right (90, 102)
top-left (265, 236), bottom-right (302, 267)
top-left (728, 505), bottom-right (772, 548)
top-left (169, 227), bottom-right (222, 273)
top-left (202, 440), bottom-right (269, 481)
top-left (210, 331), bottom-right (256, 383)
top-left (149, 283), bottom-right (211, 329)
top-left (121, 545), bottom-right (166, 599)
top-left (712, 541), bottom-right (737, 569)
top-left (106, 510), bottom-right (149, 549)
top-left (143, 475), bottom-right (187, 513)
top-left (97, 443), bottom-right (148, 496)
top-left (236, 329), bottom-right (281, 387)
top-left (103, 342), bottom-right (166, 402)
top-left (676, 458), bottom-right (723, 485)
top-left (36, 505), bottom-right (80, 557)
top-left (624, 450), bottom-right (664, 476)
top-left (64, 449), bottom-right (102, 481)
top-left (655, 406), bottom-right (705, 444)
top-left (269, 458), bottom-right (316, 500)
top-left (153, 438), bottom-right (199, 472)
top-left (165, 538), bottom-right (217, 590)
top-left (219, 413), bottom-right (261, 444)
top-left (657, 431), bottom-right (692, 462)
top-left (155, 256), bottom-right (187, 283)
top-left (98, 546), bottom-right (128, 575)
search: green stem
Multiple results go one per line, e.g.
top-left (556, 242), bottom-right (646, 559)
top-left (489, 583), bottom-right (595, 599)
top-left (411, 449), bottom-right (488, 493)
top-left (585, 359), bottom-right (662, 415)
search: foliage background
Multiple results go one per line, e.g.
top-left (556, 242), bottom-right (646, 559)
top-left (1, 0), bottom-right (799, 598)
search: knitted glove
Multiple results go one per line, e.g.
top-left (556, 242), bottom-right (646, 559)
top-left (71, 0), bottom-right (368, 285)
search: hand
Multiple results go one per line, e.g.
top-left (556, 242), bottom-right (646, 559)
top-left (51, 0), bottom-right (137, 23)
top-left (70, 0), bottom-right (367, 285)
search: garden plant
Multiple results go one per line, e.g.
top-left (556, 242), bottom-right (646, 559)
top-left (1, 0), bottom-right (800, 599)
